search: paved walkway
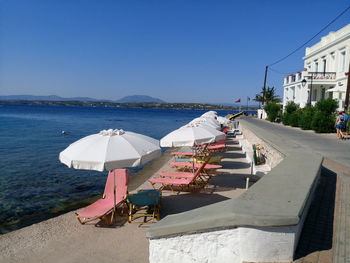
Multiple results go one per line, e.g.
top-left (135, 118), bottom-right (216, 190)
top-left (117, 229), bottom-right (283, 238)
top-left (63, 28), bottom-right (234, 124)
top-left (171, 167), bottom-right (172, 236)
top-left (240, 117), bottom-right (350, 263)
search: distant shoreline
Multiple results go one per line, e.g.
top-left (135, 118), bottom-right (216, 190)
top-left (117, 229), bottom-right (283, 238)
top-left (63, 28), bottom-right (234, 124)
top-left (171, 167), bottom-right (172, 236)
top-left (0, 100), bottom-right (259, 111)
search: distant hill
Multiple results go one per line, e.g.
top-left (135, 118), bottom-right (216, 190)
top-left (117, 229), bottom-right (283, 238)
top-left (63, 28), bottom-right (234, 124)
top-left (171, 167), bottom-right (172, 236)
top-left (0, 95), bottom-right (99, 101)
top-left (115, 95), bottom-right (165, 103)
top-left (0, 94), bottom-right (165, 103)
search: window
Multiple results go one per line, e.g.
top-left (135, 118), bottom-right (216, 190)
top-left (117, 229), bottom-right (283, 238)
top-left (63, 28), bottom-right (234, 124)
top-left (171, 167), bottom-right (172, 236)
top-left (314, 61), bottom-right (319, 72)
top-left (321, 88), bottom-right (325, 100)
top-left (322, 58), bottom-right (326, 73)
top-left (328, 91), bottom-right (333, 99)
top-left (330, 52), bottom-right (335, 71)
top-left (306, 62), bottom-right (311, 71)
top-left (313, 89), bottom-right (317, 101)
top-left (340, 50), bottom-right (346, 72)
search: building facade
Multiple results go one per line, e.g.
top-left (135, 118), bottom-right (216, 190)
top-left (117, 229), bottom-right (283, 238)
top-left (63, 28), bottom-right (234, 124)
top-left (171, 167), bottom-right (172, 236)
top-left (283, 24), bottom-right (350, 110)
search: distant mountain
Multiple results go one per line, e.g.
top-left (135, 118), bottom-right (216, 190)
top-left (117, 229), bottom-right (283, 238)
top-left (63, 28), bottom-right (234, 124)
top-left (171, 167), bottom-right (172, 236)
top-left (115, 95), bottom-right (165, 103)
top-left (0, 95), bottom-right (99, 101)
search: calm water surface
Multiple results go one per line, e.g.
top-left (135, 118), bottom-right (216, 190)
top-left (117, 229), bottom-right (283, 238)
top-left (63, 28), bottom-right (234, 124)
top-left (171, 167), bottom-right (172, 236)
top-left (0, 104), bottom-right (244, 233)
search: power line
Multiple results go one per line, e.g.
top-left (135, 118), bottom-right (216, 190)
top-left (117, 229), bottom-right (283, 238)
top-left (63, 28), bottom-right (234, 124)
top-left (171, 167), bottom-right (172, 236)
top-left (268, 5), bottom-right (350, 67)
top-left (269, 67), bottom-right (304, 76)
top-left (268, 67), bottom-right (291, 75)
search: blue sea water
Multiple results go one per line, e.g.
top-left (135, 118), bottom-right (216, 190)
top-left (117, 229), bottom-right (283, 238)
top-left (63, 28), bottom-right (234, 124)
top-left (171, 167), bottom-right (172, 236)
top-left (0, 104), bottom-right (253, 233)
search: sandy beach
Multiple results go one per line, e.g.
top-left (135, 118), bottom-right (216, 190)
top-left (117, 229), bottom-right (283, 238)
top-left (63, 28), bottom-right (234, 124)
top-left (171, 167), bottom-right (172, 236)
top-left (0, 136), bottom-right (251, 263)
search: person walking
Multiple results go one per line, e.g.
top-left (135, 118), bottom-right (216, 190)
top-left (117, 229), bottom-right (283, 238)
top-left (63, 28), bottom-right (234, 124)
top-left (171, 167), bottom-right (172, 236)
top-left (341, 111), bottom-right (349, 137)
top-left (335, 112), bottom-right (345, 139)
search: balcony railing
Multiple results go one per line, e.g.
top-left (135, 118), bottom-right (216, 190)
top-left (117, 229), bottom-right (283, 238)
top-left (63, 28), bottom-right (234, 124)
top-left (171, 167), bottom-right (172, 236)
top-left (308, 72), bottom-right (336, 80)
top-left (284, 72), bottom-right (337, 85)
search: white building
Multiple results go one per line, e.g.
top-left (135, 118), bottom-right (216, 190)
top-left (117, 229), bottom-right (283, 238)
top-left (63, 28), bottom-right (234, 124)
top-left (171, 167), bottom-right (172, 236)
top-left (283, 24), bottom-right (350, 110)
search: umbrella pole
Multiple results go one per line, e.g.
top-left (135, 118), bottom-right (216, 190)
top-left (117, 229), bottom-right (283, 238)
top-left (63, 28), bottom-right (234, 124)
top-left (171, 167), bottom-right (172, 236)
top-left (192, 158), bottom-right (195, 173)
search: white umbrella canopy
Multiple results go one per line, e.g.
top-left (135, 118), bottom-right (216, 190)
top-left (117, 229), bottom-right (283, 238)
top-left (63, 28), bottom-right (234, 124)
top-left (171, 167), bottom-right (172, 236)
top-left (160, 123), bottom-right (226, 147)
top-left (197, 122), bottom-right (219, 130)
top-left (190, 117), bottom-right (220, 129)
top-left (59, 129), bottom-right (161, 172)
top-left (201, 111), bottom-right (217, 118)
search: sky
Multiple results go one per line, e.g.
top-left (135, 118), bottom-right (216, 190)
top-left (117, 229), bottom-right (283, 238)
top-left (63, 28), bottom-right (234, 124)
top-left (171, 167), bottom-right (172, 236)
top-left (0, 0), bottom-right (349, 104)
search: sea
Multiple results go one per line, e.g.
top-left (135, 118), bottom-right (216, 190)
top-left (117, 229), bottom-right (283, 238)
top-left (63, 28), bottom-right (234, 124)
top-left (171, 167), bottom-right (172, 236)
top-left (0, 104), bottom-right (255, 234)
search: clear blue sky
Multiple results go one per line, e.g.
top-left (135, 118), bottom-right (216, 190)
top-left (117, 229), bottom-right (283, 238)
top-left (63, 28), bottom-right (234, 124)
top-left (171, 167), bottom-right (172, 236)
top-left (0, 0), bottom-right (349, 104)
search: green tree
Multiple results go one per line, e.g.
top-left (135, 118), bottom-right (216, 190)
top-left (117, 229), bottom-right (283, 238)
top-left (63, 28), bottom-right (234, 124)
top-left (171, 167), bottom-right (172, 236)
top-left (254, 86), bottom-right (281, 105)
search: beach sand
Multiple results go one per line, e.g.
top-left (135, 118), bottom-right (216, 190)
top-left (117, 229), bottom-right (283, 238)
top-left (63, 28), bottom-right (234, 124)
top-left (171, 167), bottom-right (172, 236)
top-left (0, 137), bottom-right (251, 263)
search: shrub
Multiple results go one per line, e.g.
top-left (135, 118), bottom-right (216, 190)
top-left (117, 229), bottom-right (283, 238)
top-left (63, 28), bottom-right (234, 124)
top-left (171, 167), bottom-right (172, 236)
top-left (282, 102), bottom-right (299, 126)
top-left (264, 102), bottom-right (281, 122)
top-left (311, 112), bottom-right (335, 133)
top-left (299, 106), bottom-right (315, 130)
top-left (289, 109), bottom-right (302, 127)
top-left (314, 98), bottom-right (338, 114)
top-left (310, 98), bottom-right (338, 133)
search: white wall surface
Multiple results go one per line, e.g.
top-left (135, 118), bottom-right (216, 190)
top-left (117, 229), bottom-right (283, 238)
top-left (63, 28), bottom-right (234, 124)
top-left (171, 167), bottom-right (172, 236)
top-left (149, 226), bottom-right (299, 263)
top-left (149, 228), bottom-right (241, 263)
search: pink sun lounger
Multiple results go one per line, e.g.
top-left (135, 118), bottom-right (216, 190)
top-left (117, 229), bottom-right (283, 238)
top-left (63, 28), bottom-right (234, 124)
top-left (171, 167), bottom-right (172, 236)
top-left (207, 143), bottom-right (226, 152)
top-left (171, 151), bottom-right (197, 156)
top-left (149, 159), bottom-right (209, 192)
top-left (170, 161), bottom-right (222, 171)
top-left (75, 169), bottom-right (129, 224)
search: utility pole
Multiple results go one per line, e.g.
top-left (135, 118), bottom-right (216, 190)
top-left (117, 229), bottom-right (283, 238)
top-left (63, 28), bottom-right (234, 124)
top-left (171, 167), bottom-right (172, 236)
top-left (344, 62), bottom-right (350, 111)
top-left (263, 66), bottom-right (268, 106)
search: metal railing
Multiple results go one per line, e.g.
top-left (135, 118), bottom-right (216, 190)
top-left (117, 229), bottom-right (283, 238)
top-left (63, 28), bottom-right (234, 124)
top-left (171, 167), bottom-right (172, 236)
top-left (307, 72), bottom-right (336, 80)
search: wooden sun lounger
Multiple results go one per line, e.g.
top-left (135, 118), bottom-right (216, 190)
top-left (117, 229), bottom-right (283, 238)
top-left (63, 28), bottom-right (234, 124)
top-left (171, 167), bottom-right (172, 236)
top-left (170, 162), bottom-right (222, 176)
top-left (148, 159), bottom-right (210, 192)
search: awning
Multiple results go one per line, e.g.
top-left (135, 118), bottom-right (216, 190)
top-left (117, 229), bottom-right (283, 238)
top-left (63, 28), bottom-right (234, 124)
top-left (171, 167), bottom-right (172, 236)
top-left (326, 86), bottom-right (346, 93)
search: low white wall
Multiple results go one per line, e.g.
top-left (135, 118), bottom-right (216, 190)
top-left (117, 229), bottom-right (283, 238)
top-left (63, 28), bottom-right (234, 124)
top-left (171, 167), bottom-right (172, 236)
top-left (149, 225), bottom-right (298, 263)
top-left (239, 226), bottom-right (296, 262)
top-left (257, 109), bottom-right (267, 119)
top-left (149, 165), bottom-right (320, 263)
top-left (149, 228), bottom-right (241, 263)
top-left (240, 125), bottom-right (284, 169)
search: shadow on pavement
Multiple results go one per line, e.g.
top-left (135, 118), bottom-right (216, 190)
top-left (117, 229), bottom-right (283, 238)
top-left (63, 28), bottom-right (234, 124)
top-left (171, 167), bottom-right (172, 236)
top-left (208, 173), bottom-right (248, 190)
top-left (294, 166), bottom-right (336, 259)
top-left (160, 193), bottom-right (229, 217)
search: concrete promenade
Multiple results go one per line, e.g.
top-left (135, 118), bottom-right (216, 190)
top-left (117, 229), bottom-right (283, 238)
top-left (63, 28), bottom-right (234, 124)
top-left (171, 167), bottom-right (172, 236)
top-left (240, 117), bottom-right (350, 263)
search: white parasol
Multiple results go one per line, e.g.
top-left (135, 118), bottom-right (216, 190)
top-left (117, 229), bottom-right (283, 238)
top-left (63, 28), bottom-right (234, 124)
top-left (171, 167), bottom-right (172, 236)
top-left (190, 117), bottom-right (220, 129)
top-left (59, 129), bottom-right (161, 222)
top-left (160, 123), bottom-right (225, 147)
top-left (59, 129), bottom-right (161, 172)
top-left (201, 111), bottom-right (217, 118)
